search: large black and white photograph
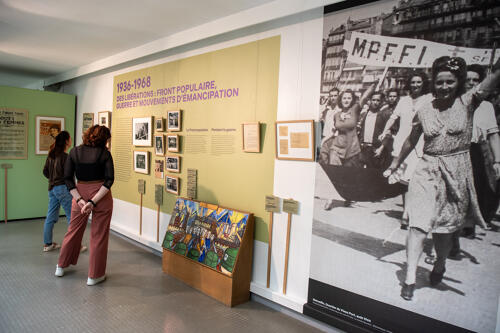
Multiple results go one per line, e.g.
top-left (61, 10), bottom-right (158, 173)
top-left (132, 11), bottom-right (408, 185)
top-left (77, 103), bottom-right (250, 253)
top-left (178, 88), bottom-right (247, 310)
top-left (305, 1), bottom-right (500, 332)
top-left (165, 175), bottom-right (179, 195)
top-left (133, 117), bottom-right (152, 146)
top-left (167, 134), bottom-right (179, 152)
top-left (133, 151), bottom-right (149, 174)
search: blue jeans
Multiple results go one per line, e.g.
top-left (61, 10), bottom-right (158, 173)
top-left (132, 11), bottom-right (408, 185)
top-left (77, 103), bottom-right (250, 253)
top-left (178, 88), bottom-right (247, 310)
top-left (43, 184), bottom-right (72, 245)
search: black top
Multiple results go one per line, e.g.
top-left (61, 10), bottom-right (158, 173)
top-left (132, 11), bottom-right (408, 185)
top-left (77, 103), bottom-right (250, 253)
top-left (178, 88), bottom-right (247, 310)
top-left (43, 152), bottom-right (68, 191)
top-left (64, 145), bottom-right (114, 190)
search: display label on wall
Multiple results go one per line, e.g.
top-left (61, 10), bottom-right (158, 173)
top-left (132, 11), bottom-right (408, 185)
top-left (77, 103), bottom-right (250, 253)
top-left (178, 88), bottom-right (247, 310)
top-left (187, 168), bottom-right (197, 199)
top-left (111, 36), bottom-right (281, 243)
top-left (0, 108), bottom-right (28, 159)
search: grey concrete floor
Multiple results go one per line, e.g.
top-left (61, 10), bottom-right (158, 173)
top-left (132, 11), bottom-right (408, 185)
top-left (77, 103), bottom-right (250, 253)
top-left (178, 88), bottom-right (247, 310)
top-left (0, 218), bottom-right (324, 333)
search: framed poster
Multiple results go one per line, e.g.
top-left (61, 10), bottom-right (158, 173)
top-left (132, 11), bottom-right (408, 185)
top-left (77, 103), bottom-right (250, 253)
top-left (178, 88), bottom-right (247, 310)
top-left (133, 151), bottom-right (149, 174)
top-left (167, 110), bottom-right (181, 131)
top-left (155, 117), bottom-right (164, 132)
top-left (132, 117), bottom-right (152, 146)
top-left (242, 122), bottom-right (260, 153)
top-left (98, 111), bottom-right (111, 129)
top-left (166, 175), bottom-right (179, 195)
top-left (154, 135), bottom-right (165, 156)
top-left (36, 116), bottom-right (65, 155)
top-left (155, 159), bottom-right (164, 179)
top-left (82, 113), bottom-right (94, 134)
top-left (166, 155), bottom-right (180, 173)
top-left (166, 134), bottom-right (179, 152)
top-left (275, 120), bottom-right (315, 161)
top-left (0, 108), bottom-right (28, 159)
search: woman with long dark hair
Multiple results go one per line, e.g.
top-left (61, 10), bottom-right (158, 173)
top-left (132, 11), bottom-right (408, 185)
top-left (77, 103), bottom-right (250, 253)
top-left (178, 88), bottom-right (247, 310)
top-left (56, 125), bottom-right (114, 286)
top-left (42, 131), bottom-right (73, 251)
top-left (384, 56), bottom-right (500, 301)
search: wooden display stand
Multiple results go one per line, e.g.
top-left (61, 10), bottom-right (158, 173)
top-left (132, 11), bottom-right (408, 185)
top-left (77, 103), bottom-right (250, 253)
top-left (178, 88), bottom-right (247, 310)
top-left (162, 208), bottom-right (254, 307)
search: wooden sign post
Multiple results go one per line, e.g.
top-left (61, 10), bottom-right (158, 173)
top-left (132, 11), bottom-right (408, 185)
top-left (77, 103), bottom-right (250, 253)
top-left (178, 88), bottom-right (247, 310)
top-left (138, 179), bottom-right (146, 235)
top-left (282, 198), bottom-right (299, 295)
top-left (1, 164), bottom-right (12, 223)
top-left (155, 184), bottom-right (164, 242)
top-left (265, 195), bottom-right (281, 288)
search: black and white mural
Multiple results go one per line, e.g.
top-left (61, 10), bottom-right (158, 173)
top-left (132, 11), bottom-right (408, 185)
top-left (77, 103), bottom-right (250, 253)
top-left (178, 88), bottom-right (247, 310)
top-left (305, 1), bottom-right (500, 332)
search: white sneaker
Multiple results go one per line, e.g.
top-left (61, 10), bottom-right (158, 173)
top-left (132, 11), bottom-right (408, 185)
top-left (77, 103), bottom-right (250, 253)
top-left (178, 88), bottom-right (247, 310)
top-left (87, 275), bottom-right (106, 286)
top-left (55, 265), bottom-right (64, 277)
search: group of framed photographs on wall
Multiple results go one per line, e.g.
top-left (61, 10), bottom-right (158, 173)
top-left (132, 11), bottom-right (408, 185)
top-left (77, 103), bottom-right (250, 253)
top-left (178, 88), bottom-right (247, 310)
top-left (133, 110), bottom-right (182, 195)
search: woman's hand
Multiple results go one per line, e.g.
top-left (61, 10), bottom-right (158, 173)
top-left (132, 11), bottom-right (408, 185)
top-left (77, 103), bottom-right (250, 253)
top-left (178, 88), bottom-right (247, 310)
top-left (383, 160), bottom-right (401, 184)
top-left (77, 198), bottom-right (86, 210)
top-left (81, 202), bottom-right (94, 215)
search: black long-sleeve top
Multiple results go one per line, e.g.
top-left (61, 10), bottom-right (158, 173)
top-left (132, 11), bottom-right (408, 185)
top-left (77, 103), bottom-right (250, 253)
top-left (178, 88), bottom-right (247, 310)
top-left (43, 153), bottom-right (68, 191)
top-left (64, 145), bottom-right (114, 190)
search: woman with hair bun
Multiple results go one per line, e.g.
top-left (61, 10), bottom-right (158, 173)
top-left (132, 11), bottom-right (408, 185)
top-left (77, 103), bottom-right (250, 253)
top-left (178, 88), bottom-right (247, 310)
top-left (56, 125), bottom-right (114, 286)
top-left (384, 56), bottom-right (500, 301)
top-left (42, 131), bottom-right (73, 251)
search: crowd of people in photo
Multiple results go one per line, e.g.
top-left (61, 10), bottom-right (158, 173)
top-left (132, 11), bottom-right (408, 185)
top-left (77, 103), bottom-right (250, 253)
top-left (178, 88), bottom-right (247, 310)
top-left (319, 56), bottom-right (500, 301)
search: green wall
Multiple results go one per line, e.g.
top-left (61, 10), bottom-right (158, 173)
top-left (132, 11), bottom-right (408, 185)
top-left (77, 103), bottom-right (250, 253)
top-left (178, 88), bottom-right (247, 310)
top-left (0, 86), bottom-right (76, 220)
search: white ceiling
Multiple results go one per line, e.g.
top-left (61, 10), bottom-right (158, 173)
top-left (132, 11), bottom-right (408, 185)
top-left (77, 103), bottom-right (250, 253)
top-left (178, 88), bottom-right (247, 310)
top-left (0, 0), bottom-right (275, 88)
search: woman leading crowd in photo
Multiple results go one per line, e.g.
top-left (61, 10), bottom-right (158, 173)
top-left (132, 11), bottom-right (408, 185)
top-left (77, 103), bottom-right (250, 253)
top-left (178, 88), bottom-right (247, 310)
top-left (384, 56), bottom-right (500, 301)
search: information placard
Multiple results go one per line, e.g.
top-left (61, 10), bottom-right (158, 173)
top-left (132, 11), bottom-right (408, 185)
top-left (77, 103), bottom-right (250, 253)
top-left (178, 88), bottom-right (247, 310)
top-left (0, 108), bottom-right (28, 159)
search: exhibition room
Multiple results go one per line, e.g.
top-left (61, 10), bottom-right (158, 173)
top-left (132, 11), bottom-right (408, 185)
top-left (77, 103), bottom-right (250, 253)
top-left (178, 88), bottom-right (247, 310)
top-left (1, 0), bottom-right (499, 332)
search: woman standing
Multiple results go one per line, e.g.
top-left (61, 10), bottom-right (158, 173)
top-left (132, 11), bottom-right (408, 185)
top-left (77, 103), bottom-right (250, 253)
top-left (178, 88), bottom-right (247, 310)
top-left (56, 125), bottom-right (114, 286)
top-left (42, 131), bottom-right (73, 251)
top-left (384, 56), bottom-right (500, 301)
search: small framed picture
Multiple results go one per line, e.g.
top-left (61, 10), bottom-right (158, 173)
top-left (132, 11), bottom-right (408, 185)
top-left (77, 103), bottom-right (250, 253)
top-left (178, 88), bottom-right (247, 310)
top-left (154, 159), bottom-right (164, 179)
top-left (154, 135), bottom-right (165, 156)
top-left (155, 117), bottom-right (164, 132)
top-left (98, 111), bottom-right (111, 129)
top-left (167, 110), bottom-right (181, 131)
top-left (166, 155), bottom-right (180, 173)
top-left (166, 175), bottom-right (179, 195)
top-left (133, 151), bottom-right (149, 174)
top-left (166, 134), bottom-right (179, 152)
top-left (133, 117), bottom-right (152, 146)
top-left (36, 116), bottom-right (65, 155)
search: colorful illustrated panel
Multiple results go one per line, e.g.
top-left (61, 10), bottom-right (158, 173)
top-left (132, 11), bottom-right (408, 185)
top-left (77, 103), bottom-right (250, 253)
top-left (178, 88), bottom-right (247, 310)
top-left (162, 198), bottom-right (249, 276)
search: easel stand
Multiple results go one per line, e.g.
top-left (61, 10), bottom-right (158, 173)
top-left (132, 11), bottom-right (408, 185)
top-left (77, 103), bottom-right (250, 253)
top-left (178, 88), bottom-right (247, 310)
top-left (283, 213), bottom-right (292, 294)
top-left (266, 211), bottom-right (274, 288)
top-left (139, 193), bottom-right (143, 235)
top-left (156, 204), bottom-right (160, 242)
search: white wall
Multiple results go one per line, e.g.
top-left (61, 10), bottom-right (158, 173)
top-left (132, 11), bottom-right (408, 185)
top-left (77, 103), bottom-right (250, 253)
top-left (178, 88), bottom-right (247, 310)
top-left (60, 8), bottom-right (324, 313)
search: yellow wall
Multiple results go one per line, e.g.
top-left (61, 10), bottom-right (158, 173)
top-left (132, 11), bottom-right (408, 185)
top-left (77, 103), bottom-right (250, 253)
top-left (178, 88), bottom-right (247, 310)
top-left (112, 36), bottom-right (280, 242)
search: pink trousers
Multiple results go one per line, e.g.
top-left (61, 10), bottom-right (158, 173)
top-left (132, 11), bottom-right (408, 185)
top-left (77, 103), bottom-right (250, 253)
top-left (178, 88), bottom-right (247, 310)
top-left (58, 183), bottom-right (113, 278)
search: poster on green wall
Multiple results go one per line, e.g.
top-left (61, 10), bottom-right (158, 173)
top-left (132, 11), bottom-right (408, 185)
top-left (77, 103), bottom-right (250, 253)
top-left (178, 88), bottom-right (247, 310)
top-left (0, 107), bottom-right (28, 159)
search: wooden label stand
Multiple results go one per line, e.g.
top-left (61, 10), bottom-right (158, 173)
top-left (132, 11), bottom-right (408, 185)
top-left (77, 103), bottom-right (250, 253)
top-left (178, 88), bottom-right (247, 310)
top-left (162, 200), bottom-right (254, 307)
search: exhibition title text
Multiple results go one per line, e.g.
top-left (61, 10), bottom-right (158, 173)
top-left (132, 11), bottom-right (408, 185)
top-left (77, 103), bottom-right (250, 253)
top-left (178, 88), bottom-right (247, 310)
top-left (116, 78), bottom-right (239, 109)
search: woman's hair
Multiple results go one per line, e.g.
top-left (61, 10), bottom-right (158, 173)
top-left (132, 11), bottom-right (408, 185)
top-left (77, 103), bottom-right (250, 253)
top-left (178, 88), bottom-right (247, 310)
top-left (337, 89), bottom-right (357, 109)
top-left (405, 69), bottom-right (429, 95)
top-left (82, 125), bottom-right (111, 148)
top-left (48, 131), bottom-right (70, 159)
top-left (431, 56), bottom-right (467, 96)
top-left (467, 64), bottom-right (485, 81)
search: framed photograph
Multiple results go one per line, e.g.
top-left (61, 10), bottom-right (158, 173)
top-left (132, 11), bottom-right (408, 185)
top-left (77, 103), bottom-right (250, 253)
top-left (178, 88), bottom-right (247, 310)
top-left (155, 117), bottom-right (164, 132)
top-left (165, 175), bottom-right (179, 195)
top-left (242, 122), bottom-right (260, 153)
top-left (275, 120), bottom-right (315, 161)
top-left (132, 117), bottom-right (152, 146)
top-left (82, 113), bottom-right (94, 134)
top-left (167, 110), bottom-right (181, 131)
top-left (98, 111), bottom-right (111, 129)
top-left (133, 151), bottom-right (149, 174)
top-left (154, 135), bottom-right (165, 156)
top-left (36, 116), bottom-right (65, 155)
top-left (166, 155), bottom-right (180, 173)
top-left (154, 159), bottom-right (164, 179)
top-left (166, 134), bottom-right (179, 152)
